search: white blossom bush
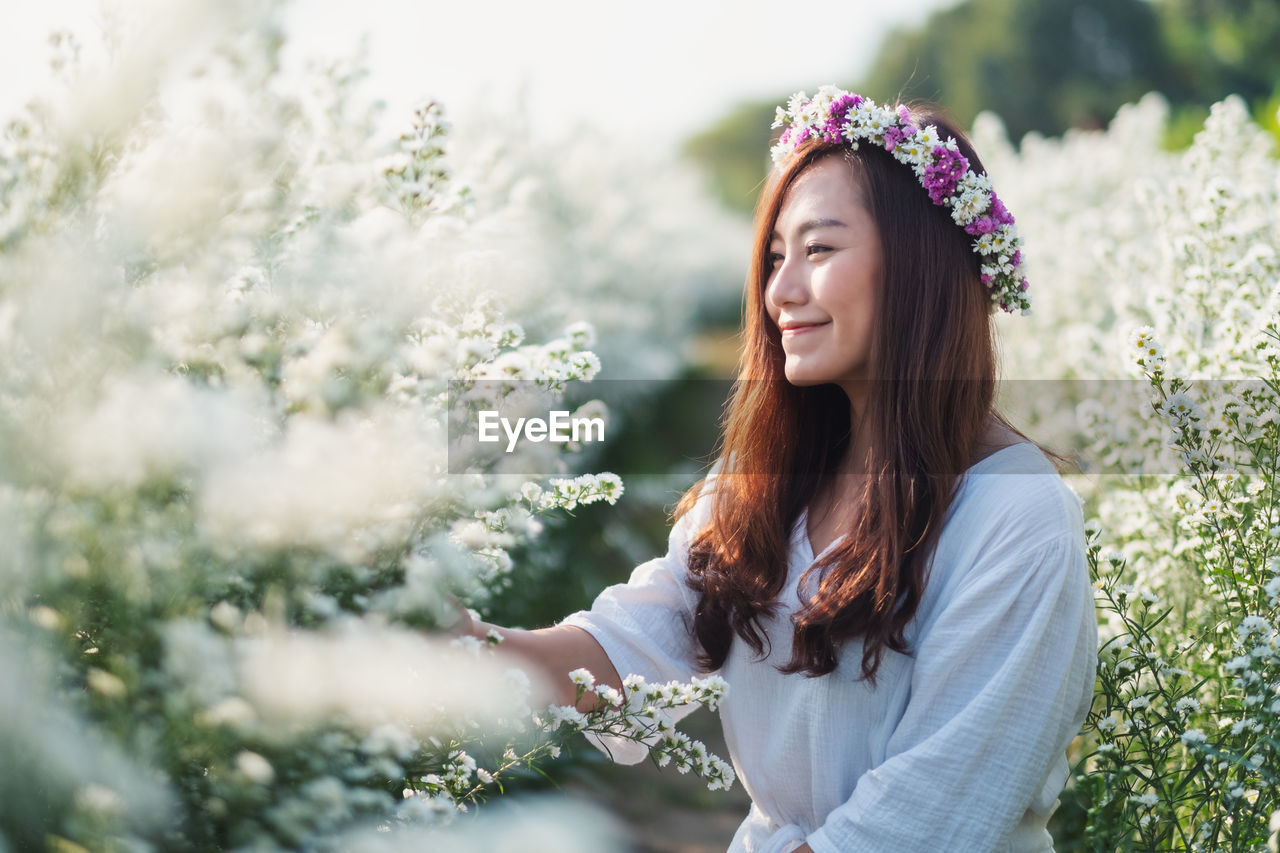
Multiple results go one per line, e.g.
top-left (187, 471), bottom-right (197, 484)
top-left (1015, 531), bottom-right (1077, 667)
top-left (0, 2), bottom-right (736, 850)
top-left (980, 96), bottom-right (1280, 849)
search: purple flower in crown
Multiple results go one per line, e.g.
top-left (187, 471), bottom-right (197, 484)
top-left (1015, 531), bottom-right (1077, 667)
top-left (988, 193), bottom-right (1015, 226)
top-left (921, 147), bottom-right (969, 205)
top-left (820, 93), bottom-right (863, 144)
top-left (819, 116), bottom-right (844, 144)
top-left (964, 193), bottom-right (1016, 236)
top-left (830, 93), bottom-right (864, 122)
top-left (964, 216), bottom-right (999, 236)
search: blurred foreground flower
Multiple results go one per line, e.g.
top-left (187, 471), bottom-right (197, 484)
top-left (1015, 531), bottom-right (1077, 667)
top-left (0, 0), bottom-right (740, 848)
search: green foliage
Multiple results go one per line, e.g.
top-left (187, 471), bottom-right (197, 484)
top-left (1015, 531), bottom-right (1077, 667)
top-left (865, 0), bottom-right (1172, 142)
top-left (1157, 0), bottom-right (1280, 107)
top-left (682, 104), bottom-right (776, 215)
top-left (682, 0), bottom-right (1280, 214)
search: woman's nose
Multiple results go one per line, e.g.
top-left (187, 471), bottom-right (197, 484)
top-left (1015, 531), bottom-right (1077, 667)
top-left (766, 255), bottom-right (808, 310)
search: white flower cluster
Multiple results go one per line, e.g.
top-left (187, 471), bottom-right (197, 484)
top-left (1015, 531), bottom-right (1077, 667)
top-left (540, 473), bottom-right (625, 511)
top-left (533, 671), bottom-right (736, 792)
top-left (380, 100), bottom-right (470, 221)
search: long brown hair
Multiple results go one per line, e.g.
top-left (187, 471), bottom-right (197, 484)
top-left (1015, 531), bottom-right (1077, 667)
top-left (679, 105), bottom-right (1061, 685)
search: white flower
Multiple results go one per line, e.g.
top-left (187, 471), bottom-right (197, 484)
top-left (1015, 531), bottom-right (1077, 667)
top-left (564, 321), bottom-right (596, 349)
top-left (236, 750), bottom-right (275, 785)
top-left (1130, 325), bottom-right (1158, 350)
top-left (1161, 392), bottom-right (1204, 425)
top-left (74, 784), bottom-right (124, 815)
top-left (542, 703), bottom-right (588, 731)
top-left (1238, 615), bottom-right (1272, 638)
top-left (1181, 728), bottom-right (1208, 746)
top-left (1224, 654), bottom-right (1252, 673)
top-left (1265, 576), bottom-right (1280, 603)
top-left (1131, 791), bottom-right (1159, 808)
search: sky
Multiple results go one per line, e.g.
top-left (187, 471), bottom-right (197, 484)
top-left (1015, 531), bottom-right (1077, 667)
top-left (1, 0), bottom-right (959, 155)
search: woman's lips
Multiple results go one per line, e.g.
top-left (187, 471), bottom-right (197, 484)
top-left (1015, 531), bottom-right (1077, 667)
top-left (781, 322), bottom-right (829, 336)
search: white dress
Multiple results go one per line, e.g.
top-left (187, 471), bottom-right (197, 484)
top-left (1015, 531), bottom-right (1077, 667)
top-left (558, 441), bottom-right (1098, 853)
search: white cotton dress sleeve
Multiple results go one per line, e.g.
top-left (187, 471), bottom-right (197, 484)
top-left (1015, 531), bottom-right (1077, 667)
top-left (555, 479), bottom-right (718, 764)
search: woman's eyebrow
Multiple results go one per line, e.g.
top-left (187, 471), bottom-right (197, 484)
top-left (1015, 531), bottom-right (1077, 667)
top-left (770, 218), bottom-right (849, 240)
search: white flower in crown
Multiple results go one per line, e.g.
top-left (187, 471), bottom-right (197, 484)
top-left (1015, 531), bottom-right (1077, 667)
top-left (950, 191), bottom-right (989, 227)
top-left (769, 86), bottom-right (1032, 316)
top-left (811, 85), bottom-right (841, 113)
top-left (892, 139), bottom-right (923, 161)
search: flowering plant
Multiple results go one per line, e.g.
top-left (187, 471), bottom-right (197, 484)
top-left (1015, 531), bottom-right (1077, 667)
top-left (0, 2), bottom-right (738, 849)
top-left (979, 94), bottom-right (1280, 849)
top-left (770, 85), bottom-right (1030, 315)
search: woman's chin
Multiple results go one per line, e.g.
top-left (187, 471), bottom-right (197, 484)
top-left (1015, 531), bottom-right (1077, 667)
top-left (782, 367), bottom-right (828, 387)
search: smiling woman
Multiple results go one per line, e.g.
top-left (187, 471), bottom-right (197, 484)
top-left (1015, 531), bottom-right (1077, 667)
top-left (466, 87), bottom-right (1096, 853)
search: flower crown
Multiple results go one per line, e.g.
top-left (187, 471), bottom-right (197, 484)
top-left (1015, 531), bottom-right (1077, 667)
top-left (770, 86), bottom-right (1030, 316)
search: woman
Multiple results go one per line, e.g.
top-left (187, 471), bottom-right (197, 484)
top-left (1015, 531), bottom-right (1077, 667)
top-left (461, 87), bottom-right (1097, 852)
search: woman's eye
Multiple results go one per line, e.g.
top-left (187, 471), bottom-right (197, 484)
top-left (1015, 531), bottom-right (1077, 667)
top-left (806, 244), bottom-right (831, 257)
top-left (767, 251), bottom-right (784, 267)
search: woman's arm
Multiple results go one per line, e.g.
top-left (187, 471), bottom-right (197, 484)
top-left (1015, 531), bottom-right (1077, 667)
top-left (454, 478), bottom-right (719, 714)
top-left (460, 610), bottom-right (624, 712)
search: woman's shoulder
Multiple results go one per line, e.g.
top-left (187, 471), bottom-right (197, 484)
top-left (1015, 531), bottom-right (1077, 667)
top-left (945, 441), bottom-right (1085, 560)
top-left (666, 458), bottom-right (729, 550)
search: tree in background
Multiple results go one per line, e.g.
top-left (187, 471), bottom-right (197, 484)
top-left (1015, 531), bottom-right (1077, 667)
top-left (1159, 0), bottom-right (1280, 108)
top-left (686, 0), bottom-right (1280, 215)
top-left (862, 0), bottom-right (1171, 140)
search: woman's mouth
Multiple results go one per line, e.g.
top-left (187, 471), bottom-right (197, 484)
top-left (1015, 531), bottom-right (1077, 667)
top-left (781, 322), bottom-right (829, 336)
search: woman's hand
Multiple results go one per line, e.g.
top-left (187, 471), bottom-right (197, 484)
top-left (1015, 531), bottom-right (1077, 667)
top-left (434, 595), bottom-right (623, 711)
top-left (440, 593), bottom-right (480, 640)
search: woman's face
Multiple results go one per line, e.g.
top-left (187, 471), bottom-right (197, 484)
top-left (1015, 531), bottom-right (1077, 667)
top-left (764, 155), bottom-right (883, 391)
